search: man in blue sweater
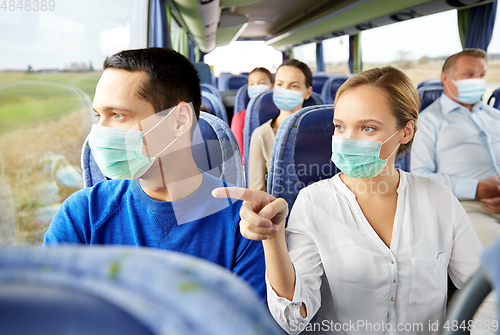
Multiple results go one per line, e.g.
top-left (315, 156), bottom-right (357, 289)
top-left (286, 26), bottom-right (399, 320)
top-left (44, 48), bottom-right (266, 300)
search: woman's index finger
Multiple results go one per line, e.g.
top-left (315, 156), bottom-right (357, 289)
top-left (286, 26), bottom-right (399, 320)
top-left (212, 187), bottom-right (253, 201)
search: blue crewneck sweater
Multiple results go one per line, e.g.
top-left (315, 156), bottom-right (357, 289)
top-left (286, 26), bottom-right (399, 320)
top-left (44, 172), bottom-right (266, 300)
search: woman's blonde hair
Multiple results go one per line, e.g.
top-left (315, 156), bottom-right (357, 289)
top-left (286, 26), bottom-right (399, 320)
top-left (334, 66), bottom-right (418, 154)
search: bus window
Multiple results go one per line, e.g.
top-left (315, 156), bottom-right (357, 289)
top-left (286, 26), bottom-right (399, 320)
top-left (360, 10), bottom-right (462, 85)
top-left (0, 0), bottom-right (148, 245)
top-left (291, 42), bottom-right (317, 73)
top-left (323, 36), bottom-right (350, 75)
top-left (204, 41), bottom-right (282, 77)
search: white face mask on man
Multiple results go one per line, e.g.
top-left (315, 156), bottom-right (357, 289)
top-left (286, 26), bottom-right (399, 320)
top-left (451, 78), bottom-right (487, 104)
top-left (89, 106), bottom-right (178, 180)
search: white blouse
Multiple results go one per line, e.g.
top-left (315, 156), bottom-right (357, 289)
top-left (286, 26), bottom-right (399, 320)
top-left (267, 171), bottom-right (495, 335)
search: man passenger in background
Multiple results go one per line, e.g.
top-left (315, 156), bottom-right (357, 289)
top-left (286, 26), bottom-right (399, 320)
top-left (44, 48), bottom-right (266, 301)
top-left (412, 48), bottom-right (500, 247)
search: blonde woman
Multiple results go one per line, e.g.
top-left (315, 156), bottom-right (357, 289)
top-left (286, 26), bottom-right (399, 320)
top-left (214, 67), bottom-right (496, 334)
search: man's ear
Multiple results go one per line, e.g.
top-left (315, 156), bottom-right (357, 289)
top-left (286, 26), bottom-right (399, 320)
top-left (441, 70), bottom-right (458, 99)
top-left (441, 71), bottom-right (448, 87)
top-left (173, 103), bottom-right (193, 137)
top-left (400, 120), bottom-right (415, 145)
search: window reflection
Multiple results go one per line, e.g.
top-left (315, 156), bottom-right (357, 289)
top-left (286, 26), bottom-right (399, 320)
top-left (0, 0), bottom-right (147, 244)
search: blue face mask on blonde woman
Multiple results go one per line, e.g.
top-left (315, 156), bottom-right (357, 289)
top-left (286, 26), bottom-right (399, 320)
top-left (212, 67), bottom-right (495, 335)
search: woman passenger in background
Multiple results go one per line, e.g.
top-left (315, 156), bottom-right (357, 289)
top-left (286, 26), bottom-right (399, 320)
top-left (247, 60), bottom-right (312, 191)
top-left (231, 67), bottom-right (274, 165)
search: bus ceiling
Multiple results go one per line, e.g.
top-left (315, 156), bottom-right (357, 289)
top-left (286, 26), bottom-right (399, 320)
top-left (166, 0), bottom-right (497, 53)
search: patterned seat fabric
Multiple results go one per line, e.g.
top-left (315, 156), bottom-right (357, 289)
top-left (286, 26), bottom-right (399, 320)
top-left (0, 246), bottom-right (283, 335)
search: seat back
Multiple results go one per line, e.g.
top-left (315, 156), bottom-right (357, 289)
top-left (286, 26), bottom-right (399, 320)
top-left (487, 86), bottom-right (500, 109)
top-left (200, 83), bottom-right (223, 104)
top-left (243, 90), bottom-right (324, 180)
top-left (82, 112), bottom-right (244, 188)
top-left (480, 237), bottom-right (500, 330)
top-left (268, 105), bottom-right (335, 212)
top-left (320, 75), bottom-right (350, 104)
top-left (194, 62), bottom-right (215, 86)
top-left (0, 283), bottom-right (154, 335)
top-left (0, 246), bottom-right (284, 335)
top-left (267, 105), bottom-right (411, 213)
top-left (233, 83), bottom-right (250, 116)
top-left (312, 72), bottom-right (333, 94)
top-left (218, 74), bottom-right (247, 91)
top-left (201, 91), bottom-right (229, 124)
top-left (416, 78), bottom-right (442, 89)
top-left (418, 86), bottom-right (444, 113)
top-left (227, 75), bottom-right (248, 90)
top-left (442, 266), bottom-right (493, 335)
top-left (217, 73), bottom-right (232, 91)
top-left (191, 112), bottom-right (245, 187)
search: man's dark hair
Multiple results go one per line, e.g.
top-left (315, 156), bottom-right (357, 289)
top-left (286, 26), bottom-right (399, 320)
top-left (103, 48), bottom-right (201, 135)
top-left (276, 59), bottom-right (313, 88)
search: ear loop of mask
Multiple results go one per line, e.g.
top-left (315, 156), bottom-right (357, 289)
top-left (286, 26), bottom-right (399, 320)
top-left (381, 130), bottom-right (401, 160)
top-left (142, 105), bottom-right (179, 159)
top-left (446, 76), bottom-right (469, 102)
top-left (448, 79), bottom-right (461, 102)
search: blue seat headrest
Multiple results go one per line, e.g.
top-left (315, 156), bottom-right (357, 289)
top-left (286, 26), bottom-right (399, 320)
top-left (227, 76), bottom-right (247, 90)
top-left (418, 87), bottom-right (444, 112)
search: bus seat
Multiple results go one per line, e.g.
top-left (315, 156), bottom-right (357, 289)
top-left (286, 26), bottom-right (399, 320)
top-left (418, 86), bottom-right (444, 113)
top-left (200, 83), bottom-right (223, 104)
top-left (218, 73), bottom-right (247, 91)
top-left (416, 78), bottom-right (442, 89)
top-left (487, 86), bottom-right (500, 109)
top-left (217, 73), bottom-right (232, 91)
top-left (82, 112), bottom-right (245, 188)
top-left (81, 138), bottom-right (109, 188)
top-left (309, 91), bottom-right (324, 105)
top-left (267, 105), bottom-right (335, 212)
top-left (442, 267), bottom-right (492, 335)
top-left (312, 72), bottom-right (333, 94)
top-left (191, 112), bottom-right (245, 187)
top-left (480, 237), bottom-right (500, 327)
top-left (267, 105), bottom-right (411, 213)
top-left (395, 149), bottom-right (411, 172)
top-left (442, 237), bottom-right (500, 335)
top-left (0, 246), bottom-right (283, 335)
top-left (320, 75), bottom-right (350, 104)
top-left (227, 75), bottom-right (248, 91)
top-left (194, 62), bottom-right (215, 86)
top-left (201, 91), bottom-right (229, 124)
top-left (243, 91), bottom-right (324, 182)
top-left (233, 84), bottom-right (250, 117)
top-left (0, 281), bottom-right (154, 335)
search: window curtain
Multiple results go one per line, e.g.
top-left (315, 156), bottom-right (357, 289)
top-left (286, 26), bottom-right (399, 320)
top-left (178, 29), bottom-right (189, 58)
top-left (348, 33), bottom-right (362, 74)
top-left (316, 41), bottom-right (325, 72)
top-left (189, 38), bottom-right (196, 62)
top-left (458, 2), bottom-right (497, 51)
top-left (170, 15), bottom-right (189, 58)
top-left (151, 0), bottom-right (169, 48)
